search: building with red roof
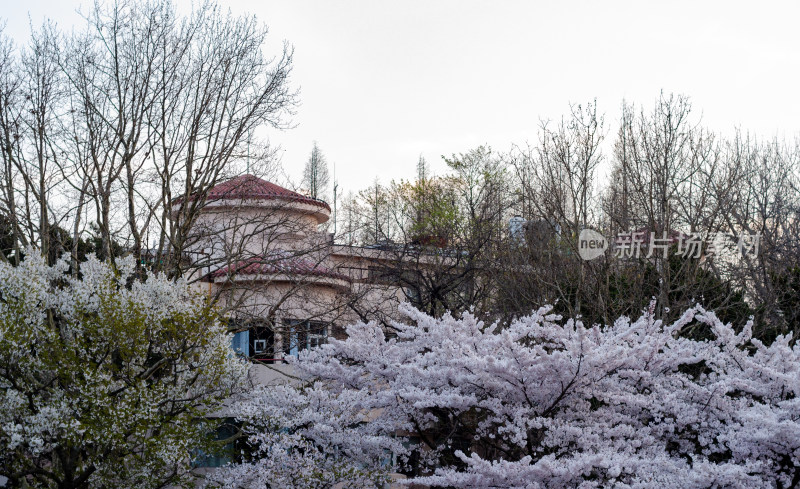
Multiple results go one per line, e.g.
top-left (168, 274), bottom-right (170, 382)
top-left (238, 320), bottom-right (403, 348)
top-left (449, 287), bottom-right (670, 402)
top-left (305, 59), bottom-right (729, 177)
top-left (184, 175), bottom-right (403, 375)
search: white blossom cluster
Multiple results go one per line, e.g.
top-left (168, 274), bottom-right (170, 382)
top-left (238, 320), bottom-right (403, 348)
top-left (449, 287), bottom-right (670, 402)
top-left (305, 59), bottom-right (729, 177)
top-left (204, 383), bottom-right (403, 489)
top-left (231, 303), bottom-right (800, 488)
top-left (0, 252), bottom-right (248, 488)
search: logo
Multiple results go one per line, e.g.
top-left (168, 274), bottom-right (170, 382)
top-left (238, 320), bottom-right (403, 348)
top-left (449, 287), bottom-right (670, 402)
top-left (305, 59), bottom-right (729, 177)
top-left (574, 227), bottom-right (760, 261)
top-left (578, 229), bottom-right (608, 261)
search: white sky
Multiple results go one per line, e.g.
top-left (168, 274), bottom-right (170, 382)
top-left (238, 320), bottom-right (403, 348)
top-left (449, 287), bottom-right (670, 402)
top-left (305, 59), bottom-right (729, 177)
top-left (4, 0), bottom-right (800, 196)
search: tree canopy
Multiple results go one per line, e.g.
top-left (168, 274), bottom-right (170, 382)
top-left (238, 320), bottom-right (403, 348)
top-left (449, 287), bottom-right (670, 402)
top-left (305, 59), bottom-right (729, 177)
top-left (0, 252), bottom-right (247, 488)
top-left (218, 303), bottom-right (800, 488)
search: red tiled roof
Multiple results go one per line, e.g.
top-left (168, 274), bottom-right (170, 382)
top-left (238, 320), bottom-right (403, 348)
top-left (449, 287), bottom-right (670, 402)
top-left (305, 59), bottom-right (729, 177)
top-left (202, 175), bottom-right (330, 211)
top-left (210, 251), bottom-right (349, 282)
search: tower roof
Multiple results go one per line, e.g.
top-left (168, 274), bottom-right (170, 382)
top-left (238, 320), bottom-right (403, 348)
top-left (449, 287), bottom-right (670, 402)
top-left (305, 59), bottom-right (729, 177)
top-left (208, 251), bottom-right (350, 290)
top-left (204, 174), bottom-right (330, 211)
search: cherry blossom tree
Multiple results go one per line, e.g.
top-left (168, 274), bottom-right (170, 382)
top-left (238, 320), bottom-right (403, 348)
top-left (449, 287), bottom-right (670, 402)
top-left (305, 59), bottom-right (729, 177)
top-left (0, 252), bottom-right (248, 488)
top-left (233, 302), bottom-right (800, 488)
top-left (204, 383), bottom-right (403, 489)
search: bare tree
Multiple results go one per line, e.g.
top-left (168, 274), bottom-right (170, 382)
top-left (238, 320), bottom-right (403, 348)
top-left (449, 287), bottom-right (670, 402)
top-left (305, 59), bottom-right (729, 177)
top-left (340, 148), bottom-right (512, 319)
top-left (603, 93), bottom-right (754, 326)
top-left (0, 22), bottom-right (66, 264)
top-left (503, 101), bottom-right (604, 319)
top-left (0, 0), bottom-right (298, 281)
top-left (303, 140), bottom-right (329, 201)
top-left (719, 133), bottom-right (800, 339)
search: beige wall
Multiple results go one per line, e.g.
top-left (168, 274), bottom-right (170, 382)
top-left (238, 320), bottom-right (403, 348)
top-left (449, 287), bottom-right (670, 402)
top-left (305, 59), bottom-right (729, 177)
top-left (185, 197), bottom-right (330, 268)
top-left (188, 193), bottom-right (409, 367)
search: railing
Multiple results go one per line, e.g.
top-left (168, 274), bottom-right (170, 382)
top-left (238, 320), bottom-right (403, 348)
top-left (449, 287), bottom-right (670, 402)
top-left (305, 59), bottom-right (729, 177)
top-left (251, 357), bottom-right (288, 365)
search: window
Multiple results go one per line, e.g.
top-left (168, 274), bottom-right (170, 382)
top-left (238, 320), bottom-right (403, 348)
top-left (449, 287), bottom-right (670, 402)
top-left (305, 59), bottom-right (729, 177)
top-left (282, 319), bottom-right (328, 356)
top-left (403, 286), bottom-right (422, 307)
top-left (192, 419), bottom-right (239, 468)
top-left (227, 318), bottom-right (280, 362)
top-left (228, 318), bottom-right (250, 357)
top-left (253, 339), bottom-right (268, 354)
top-left (249, 322), bottom-right (276, 362)
top-left (368, 266), bottom-right (399, 285)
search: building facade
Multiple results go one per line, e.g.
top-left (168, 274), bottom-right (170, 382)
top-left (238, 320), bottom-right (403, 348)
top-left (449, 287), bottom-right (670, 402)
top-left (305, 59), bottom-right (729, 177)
top-left (185, 174), bottom-right (405, 380)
